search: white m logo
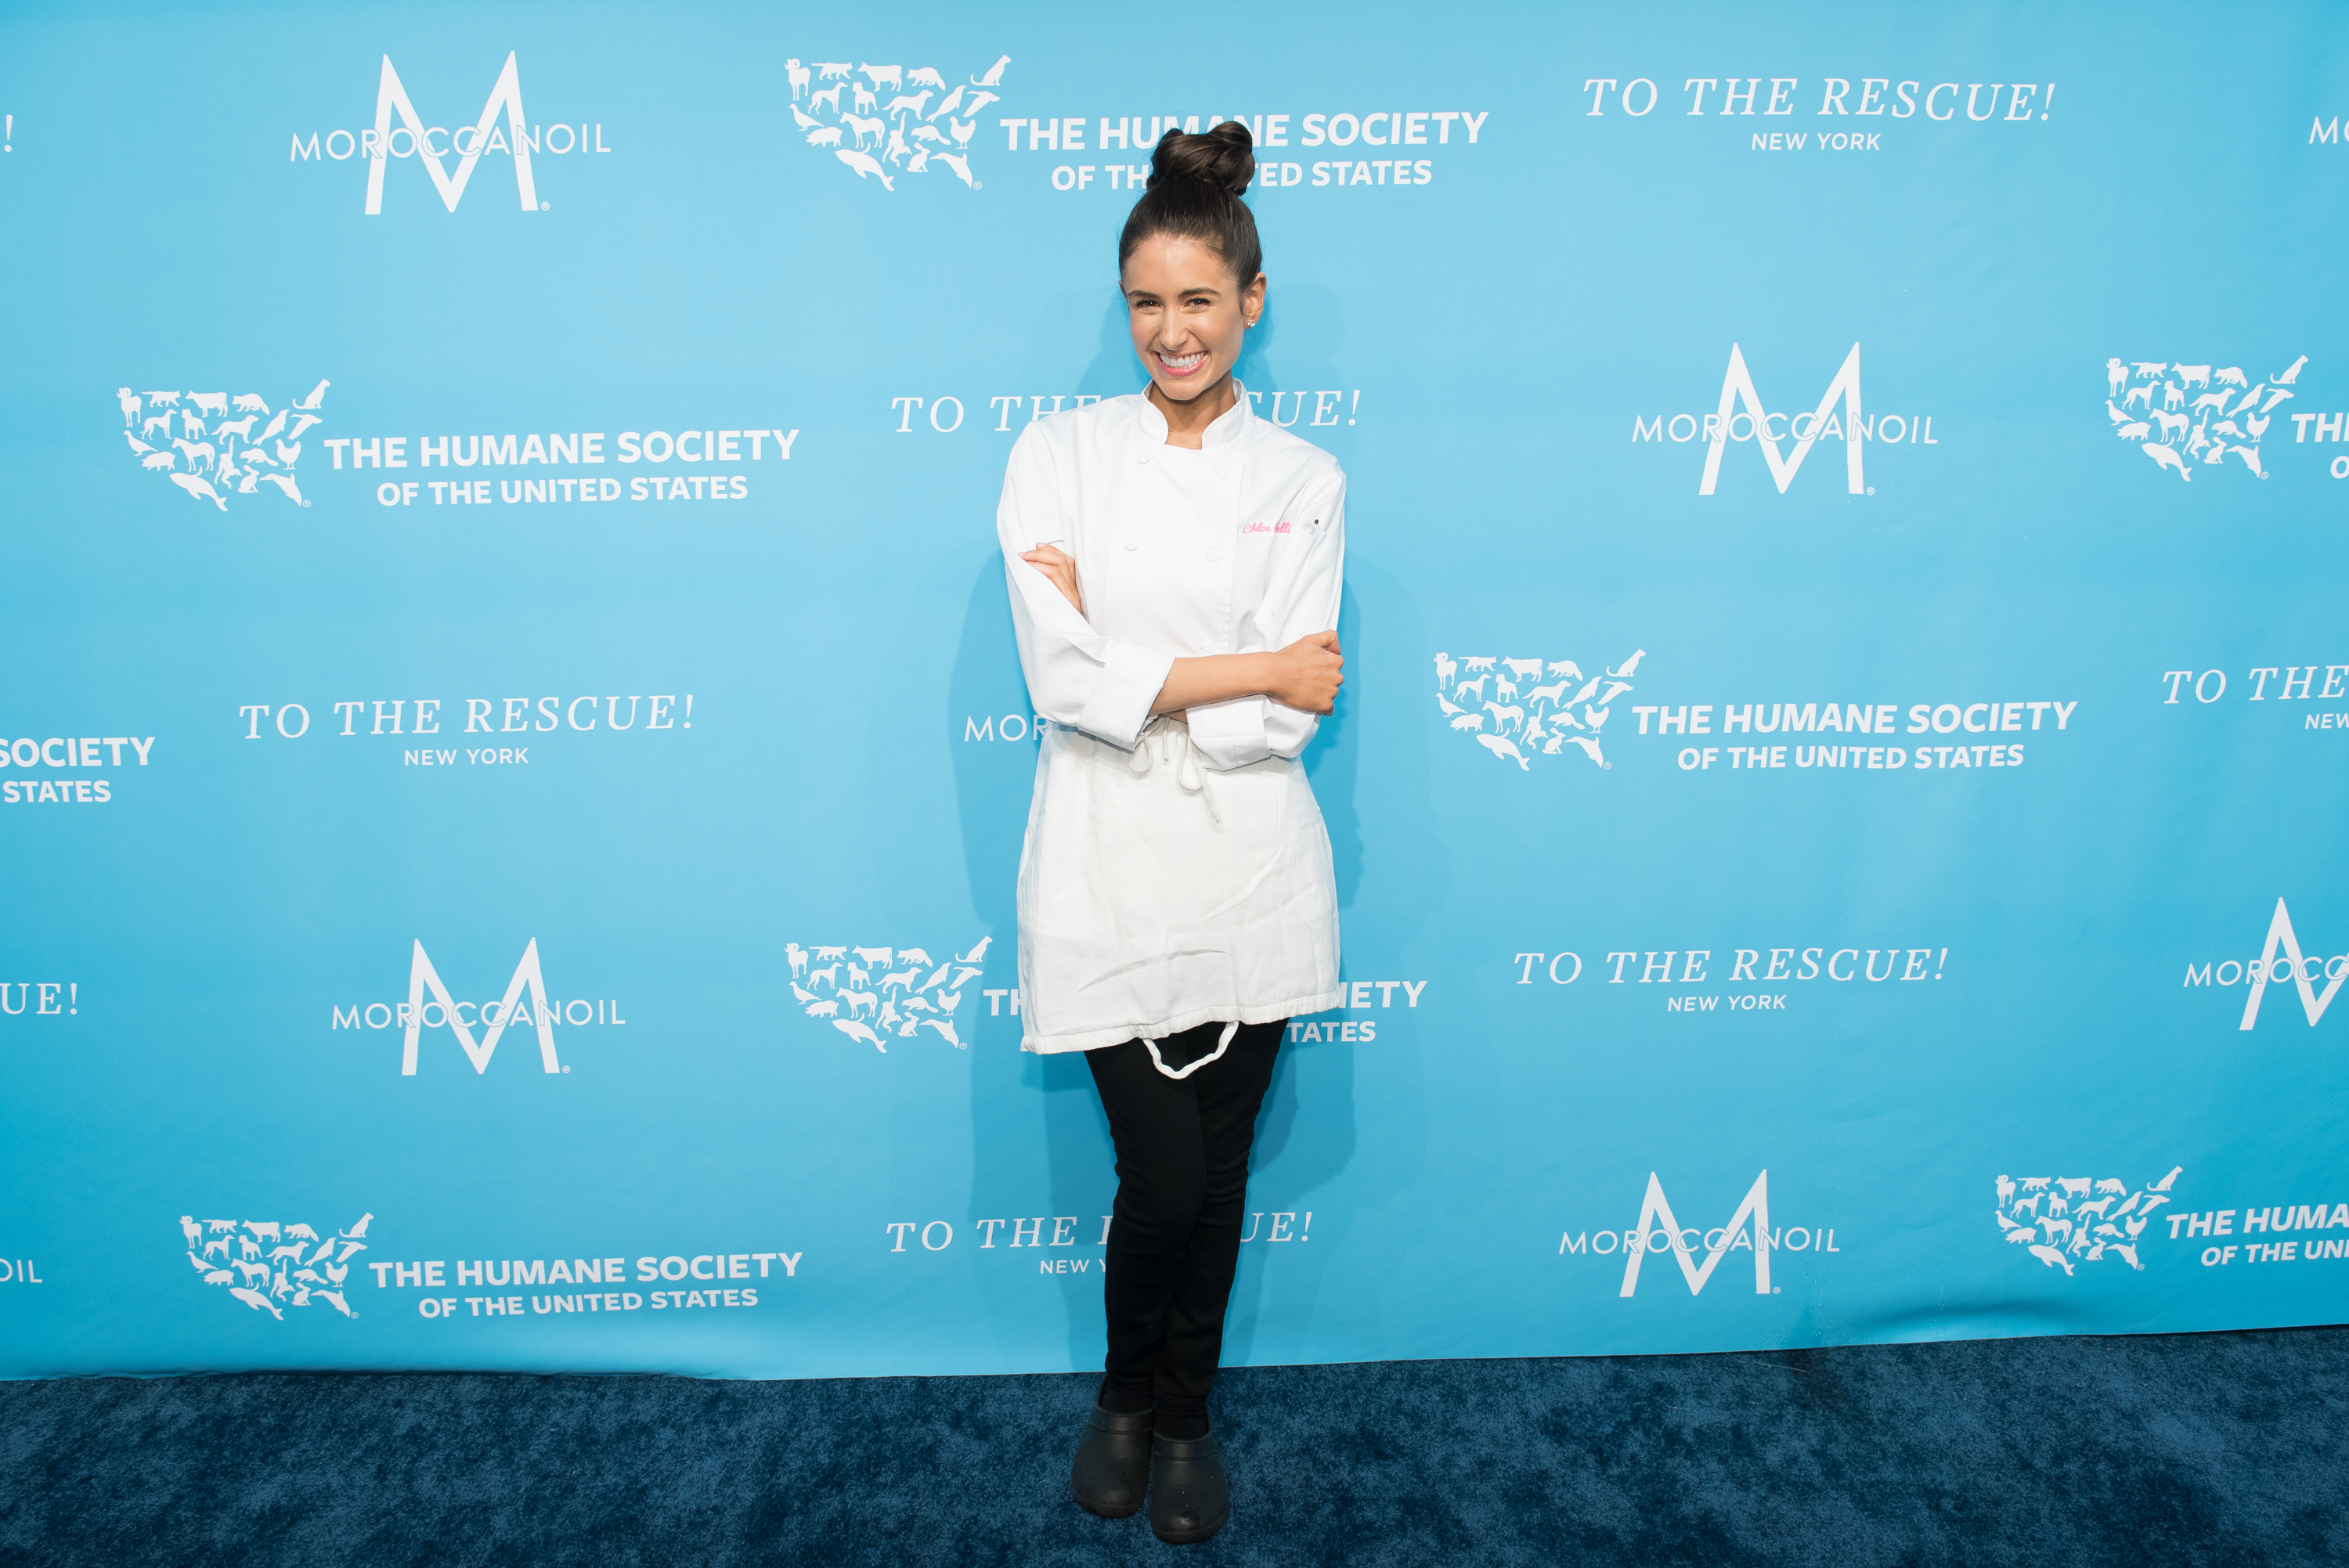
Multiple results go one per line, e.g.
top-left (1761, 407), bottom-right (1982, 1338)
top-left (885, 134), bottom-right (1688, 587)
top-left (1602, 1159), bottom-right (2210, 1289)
top-left (2241, 899), bottom-right (2347, 1031)
top-left (366, 51), bottom-right (537, 215)
top-left (1618, 1170), bottom-right (1772, 1297)
top-left (400, 939), bottom-right (560, 1075)
top-left (1699, 344), bottom-right (1864, 496)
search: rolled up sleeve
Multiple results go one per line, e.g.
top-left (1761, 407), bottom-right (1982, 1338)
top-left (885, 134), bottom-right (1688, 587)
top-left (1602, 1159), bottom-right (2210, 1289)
top-left (1187, 464), bottom-right (1347, 771)
top-left (998, 426), bottom-right (1174, 751)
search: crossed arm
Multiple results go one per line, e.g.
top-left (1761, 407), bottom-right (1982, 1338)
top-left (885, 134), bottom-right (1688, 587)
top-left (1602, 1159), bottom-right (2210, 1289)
top-left (1019, 544), bottom-right (1344, 716)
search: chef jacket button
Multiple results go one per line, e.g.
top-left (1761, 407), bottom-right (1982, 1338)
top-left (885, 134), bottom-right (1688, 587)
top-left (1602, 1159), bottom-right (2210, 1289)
top-left (1137, 449), bottom-right (1151, 464)
top-left (1206, 544), bottom-right (1221, 561)
top-left (1213, 462), bottom-right (1230, 479)
top-left (1123, 534), bottom-right (1139, 551)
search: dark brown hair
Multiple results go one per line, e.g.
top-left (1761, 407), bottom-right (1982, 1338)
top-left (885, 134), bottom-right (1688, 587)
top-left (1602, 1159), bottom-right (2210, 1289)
top-left (1117, 122), bottom-right (1262, 287)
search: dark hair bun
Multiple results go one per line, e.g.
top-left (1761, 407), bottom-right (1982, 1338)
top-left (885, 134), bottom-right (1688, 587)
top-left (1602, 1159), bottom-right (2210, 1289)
top-left (1120, 121), bottom-right (1264, 284)
top-left (1149, 121), bottom-right (1254, 196)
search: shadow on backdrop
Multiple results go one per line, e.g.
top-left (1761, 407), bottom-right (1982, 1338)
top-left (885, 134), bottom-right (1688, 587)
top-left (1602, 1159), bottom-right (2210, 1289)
top-left (1222, 558), bottom-right (1452, 1367)
top-left (947, 557), bottom-right (1116, 1369)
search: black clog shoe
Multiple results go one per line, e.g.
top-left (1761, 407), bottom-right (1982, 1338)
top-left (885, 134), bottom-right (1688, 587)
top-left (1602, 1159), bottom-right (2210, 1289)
top-left (1070, 1404), bottom-right (1153, 1518)
top-left (1148, 1430), bottom-right (1231, 1544)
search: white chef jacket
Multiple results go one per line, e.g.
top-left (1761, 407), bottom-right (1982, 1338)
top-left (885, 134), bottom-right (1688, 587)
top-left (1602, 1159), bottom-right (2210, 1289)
top-left (998, 387), bottom-right (1346, 1055)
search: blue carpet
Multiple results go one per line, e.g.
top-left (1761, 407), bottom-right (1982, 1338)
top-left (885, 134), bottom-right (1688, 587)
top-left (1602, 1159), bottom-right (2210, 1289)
top-left (2, 1328), bottom-right (2344, 1565)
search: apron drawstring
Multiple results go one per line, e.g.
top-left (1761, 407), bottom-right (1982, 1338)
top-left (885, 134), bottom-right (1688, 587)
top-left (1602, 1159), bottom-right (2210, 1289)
top-left (1126, 716), bottom-right (1236, 1076)
top-left (1128, 715), bottom-right (1219, 824)
top-left (1143, 1020), bottom-right (1241, 1080)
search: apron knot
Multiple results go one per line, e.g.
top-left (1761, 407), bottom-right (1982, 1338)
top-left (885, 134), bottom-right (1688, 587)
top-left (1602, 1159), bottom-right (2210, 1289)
top-left (1128, 715), bottom-right (1220, 824)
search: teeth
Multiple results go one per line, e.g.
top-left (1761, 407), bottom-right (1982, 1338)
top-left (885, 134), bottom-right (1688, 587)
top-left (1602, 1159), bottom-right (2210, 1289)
top-left (1159, 351), bottom-right (1203, 369)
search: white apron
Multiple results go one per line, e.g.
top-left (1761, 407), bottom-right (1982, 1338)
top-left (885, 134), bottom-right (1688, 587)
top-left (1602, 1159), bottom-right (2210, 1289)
top-left (997, 388), bottom-right (1347, 1055)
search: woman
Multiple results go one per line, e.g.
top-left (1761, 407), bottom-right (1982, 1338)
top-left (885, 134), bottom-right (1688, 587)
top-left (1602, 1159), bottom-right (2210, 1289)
top-left (996, 122), bottom-right (1347, 1545)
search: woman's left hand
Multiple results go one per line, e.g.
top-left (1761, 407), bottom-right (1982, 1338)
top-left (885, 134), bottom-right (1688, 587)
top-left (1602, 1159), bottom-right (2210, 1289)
top-left (1021, 544), bottom-right (1083, 615)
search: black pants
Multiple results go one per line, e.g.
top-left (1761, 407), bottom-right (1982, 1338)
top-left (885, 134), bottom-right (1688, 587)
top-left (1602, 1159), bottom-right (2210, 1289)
top-left (1086, 1018), bottom-right (1285, 1418)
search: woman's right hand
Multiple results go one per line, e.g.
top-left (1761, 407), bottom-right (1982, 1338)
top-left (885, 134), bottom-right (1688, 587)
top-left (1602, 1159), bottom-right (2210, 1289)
top-left (1267, 632), bottom-right (1344, 714)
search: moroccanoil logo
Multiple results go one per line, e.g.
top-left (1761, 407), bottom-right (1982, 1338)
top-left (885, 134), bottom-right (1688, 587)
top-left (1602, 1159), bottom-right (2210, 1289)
top-left (2182, 899), bottom-right (2346, 1029)
top-left (328, 939), bottom-right (630, 1073)
top-left (288, 52), bottom-right (612, 214)
top-left (1633, 344), bottom-right (1942, 496)
top-left (1555, 1170), bottom-right (1842, 1296)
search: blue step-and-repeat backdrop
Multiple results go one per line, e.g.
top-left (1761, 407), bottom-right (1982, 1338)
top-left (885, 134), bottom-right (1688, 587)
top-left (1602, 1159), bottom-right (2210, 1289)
top-left (2, 1), bottom-right (2344, 1379)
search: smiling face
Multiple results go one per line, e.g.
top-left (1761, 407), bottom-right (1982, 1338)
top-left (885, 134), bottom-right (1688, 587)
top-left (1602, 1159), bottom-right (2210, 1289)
top-left (1121, 233), bottom-right (1265, 412)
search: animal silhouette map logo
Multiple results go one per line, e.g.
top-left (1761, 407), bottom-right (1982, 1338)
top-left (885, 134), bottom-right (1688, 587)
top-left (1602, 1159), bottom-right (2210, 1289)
top-left (2104, 356), bottom-right (2306, 481)
top-left (784, 936), bottom-right (992, 1052)
top-left (1432, 649), bottom-right (1645, 771)
top-left (1994, 1168), bottom-right (2181, 1275)
top-left (785, 54), bottom-right (1009, 192)
top-left (176, 1211), bottom-right (373, 1321)
top-left (115, 380), bottom-right (329, 512)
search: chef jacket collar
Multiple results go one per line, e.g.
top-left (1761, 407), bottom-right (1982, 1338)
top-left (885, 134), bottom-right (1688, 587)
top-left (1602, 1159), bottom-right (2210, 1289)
top-left (1135, 380), bottom-right (1255, 451)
